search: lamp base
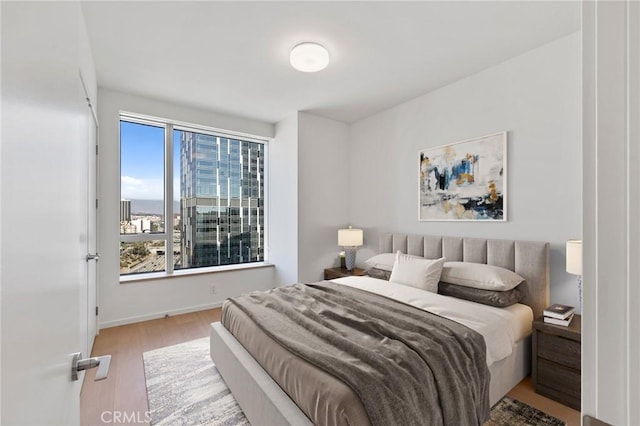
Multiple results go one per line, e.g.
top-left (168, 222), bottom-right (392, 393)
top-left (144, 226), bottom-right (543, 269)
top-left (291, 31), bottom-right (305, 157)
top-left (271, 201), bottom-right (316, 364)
top-left (578, 275), bottom-right (583, 312)
top-left (344, 247), bottom-right (357, 271)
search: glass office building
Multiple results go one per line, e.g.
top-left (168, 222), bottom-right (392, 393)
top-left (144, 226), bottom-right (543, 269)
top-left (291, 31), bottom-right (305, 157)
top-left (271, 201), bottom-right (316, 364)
top-left (179, 131), bottom-right (264, 268)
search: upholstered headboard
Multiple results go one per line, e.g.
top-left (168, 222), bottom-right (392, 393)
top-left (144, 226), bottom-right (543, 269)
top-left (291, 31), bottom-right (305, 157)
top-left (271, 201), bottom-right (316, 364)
top-left (379, 233), bottom-right (550, 319)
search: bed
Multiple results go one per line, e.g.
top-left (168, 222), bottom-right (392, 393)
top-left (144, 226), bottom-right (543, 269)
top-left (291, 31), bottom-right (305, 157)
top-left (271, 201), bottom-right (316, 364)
top-left (210, 233), bottom-right (549, 426)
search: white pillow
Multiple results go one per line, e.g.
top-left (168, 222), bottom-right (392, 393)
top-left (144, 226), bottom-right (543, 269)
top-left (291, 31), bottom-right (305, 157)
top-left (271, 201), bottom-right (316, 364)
top-left (441, 261), bottom-right (524, 291)
top-left (364, 253), bottom-right (397, 271)
top-left (389, 251), bottom-right (445, 293)
top-left (365, 252), bottom-right (424, 272)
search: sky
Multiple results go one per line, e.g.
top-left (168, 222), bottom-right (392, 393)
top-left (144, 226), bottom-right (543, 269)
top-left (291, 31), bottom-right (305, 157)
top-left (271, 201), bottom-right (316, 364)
top-left (120, 121), bottom-right (180, 201)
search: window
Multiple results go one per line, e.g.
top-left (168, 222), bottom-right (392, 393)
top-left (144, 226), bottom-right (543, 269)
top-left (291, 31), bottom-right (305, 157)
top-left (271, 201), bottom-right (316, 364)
top-left (120, 114), bottom-right (266, 277)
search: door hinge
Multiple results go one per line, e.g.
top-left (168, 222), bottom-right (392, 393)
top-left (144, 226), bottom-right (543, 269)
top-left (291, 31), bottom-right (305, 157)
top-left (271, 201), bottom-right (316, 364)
top-left (96, 199), bottom-right (98, 209)
top-left (95, 144), bottom-right (98, 155)
top-left (96, 306), bottom-right (99, 316)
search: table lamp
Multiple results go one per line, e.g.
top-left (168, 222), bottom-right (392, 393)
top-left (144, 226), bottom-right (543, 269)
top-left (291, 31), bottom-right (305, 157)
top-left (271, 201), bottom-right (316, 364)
top-left (566, 239), bottom-right (582, 309)
top-left (338, 227), bottom-right (363, 271)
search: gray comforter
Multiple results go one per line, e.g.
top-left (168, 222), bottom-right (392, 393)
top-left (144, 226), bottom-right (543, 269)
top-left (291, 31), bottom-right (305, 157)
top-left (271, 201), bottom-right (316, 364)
top-left (225, 281), bottom-right (490, 426)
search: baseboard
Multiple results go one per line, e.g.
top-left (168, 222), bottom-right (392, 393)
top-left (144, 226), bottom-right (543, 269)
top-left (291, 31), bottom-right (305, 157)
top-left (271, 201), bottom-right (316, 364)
top-left (99, 301), bottom-right (224, 329)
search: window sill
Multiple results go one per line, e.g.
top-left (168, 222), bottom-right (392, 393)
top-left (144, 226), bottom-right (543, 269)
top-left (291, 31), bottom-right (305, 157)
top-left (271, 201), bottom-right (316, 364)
top-left (119, 262), bottom-right (274, 284)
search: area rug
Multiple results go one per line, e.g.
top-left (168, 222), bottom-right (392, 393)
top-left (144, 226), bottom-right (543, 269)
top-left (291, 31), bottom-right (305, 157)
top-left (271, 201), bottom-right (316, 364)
top-left (144, 337), bottom-right (566, 426)
top-left (486, 397), bottom-right (565, 426)
top-left (143, 337), bottom-right (249, 426)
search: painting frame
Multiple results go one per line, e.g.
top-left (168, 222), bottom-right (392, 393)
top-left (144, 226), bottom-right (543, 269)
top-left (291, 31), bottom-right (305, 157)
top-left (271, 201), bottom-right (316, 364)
top-left (418, 131), bottom-right (507, 222)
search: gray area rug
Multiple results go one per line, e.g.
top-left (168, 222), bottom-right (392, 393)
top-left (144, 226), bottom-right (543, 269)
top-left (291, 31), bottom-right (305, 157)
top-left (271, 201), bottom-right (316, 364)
top-left (487, 397), bottom-right (566, 426)
top-left (144, 337), bottom-right (566, 426)
top-left (143, 337), bottom-right (249, 426)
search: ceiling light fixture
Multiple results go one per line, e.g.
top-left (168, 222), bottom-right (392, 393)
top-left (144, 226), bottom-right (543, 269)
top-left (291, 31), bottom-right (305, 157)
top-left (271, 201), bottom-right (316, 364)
top-left (289, 42), bottom-right (330, 73)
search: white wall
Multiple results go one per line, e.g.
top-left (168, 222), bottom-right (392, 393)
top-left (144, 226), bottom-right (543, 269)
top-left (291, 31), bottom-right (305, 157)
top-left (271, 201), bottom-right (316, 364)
top-left (269, 112), bottom-right (350, 285)
top-left (348, 33), bottom-right (582, 309)
top-left (582, 1), bottom-right (639, 424)
top-left (0, 2), bottom-right (3, 419)
top-left (298, 112), bottom-right (350, 282)
top-left (78, 9), bottom-right (97, 108)
top-left (97, 88), bottom-right (276, 328)
top-left (269, 114), bottom-right (299, 286)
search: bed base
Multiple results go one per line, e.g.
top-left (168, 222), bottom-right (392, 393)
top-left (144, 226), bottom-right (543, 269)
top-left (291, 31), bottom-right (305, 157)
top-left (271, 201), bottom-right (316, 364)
top-left (488, 336), bottom-right (531, 405)
top-left (210, 322), bottom-right (313, 426)
top-left (210, 321), bottom-right (530, 425)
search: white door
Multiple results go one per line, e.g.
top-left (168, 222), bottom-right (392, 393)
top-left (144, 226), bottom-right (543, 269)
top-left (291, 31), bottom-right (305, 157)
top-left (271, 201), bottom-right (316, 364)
top-left (1, 2), bottom-right (94, 424)
top-left (80, 73), bottom-right (100, 357)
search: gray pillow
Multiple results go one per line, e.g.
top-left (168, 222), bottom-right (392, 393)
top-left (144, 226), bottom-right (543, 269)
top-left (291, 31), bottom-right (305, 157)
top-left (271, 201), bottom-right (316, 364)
top-left (367, 267), bottom-right (391, 281)
top-left (441, 261), bottom-right (525, 291)
top-left (438, 281), bottom-right (528, 308)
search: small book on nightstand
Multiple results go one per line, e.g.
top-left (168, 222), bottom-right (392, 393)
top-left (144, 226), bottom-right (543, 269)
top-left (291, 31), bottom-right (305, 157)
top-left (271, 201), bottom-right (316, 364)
top-left (543, 304), bottom-right (576, 326)
top-left (543, 304), bottom-right (575, 319)
top-left (544, 313), bottom-right (575, 326)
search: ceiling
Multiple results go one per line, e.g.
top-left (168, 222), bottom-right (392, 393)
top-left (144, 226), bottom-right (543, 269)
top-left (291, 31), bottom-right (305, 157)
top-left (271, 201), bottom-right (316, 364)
top-left (82, 1), bottom-right (580, 124)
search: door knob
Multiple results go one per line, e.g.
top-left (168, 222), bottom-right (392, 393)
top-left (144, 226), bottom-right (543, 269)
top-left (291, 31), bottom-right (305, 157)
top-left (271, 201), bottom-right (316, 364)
top-left (71, 352), bottom-right (111, 381)
top-left (86, 253), bottom-right (100, 261)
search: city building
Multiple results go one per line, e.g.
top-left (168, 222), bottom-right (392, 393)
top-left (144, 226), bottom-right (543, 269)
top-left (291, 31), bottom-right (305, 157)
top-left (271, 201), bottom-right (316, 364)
top-left (179, 131), bottom-right (264, 268)
top-left (120, 199), bottom-right (131, 222)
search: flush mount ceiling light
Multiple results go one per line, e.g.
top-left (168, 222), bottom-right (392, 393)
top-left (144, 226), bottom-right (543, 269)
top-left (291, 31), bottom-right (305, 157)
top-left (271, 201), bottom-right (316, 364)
top-left (290, 42), bottom-right (330, 73)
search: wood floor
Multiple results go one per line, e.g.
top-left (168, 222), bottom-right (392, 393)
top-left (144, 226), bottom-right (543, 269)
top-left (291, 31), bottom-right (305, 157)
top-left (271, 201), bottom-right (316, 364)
top-left (81, 308), bottom-right (580, 426)
top-left (81, 309), bottom-right (221, 425)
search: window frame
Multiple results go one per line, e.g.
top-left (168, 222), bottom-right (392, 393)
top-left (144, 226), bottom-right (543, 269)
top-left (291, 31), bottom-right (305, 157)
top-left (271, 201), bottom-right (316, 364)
top-left (119, 111), bottom-right (269, 281)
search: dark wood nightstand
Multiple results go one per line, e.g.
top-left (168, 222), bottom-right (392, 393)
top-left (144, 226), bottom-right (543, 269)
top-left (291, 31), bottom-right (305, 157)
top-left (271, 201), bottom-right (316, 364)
top-left (324, 267), bottom-right (366, 280)
top-left (532, 314), bottom-right (581, 410)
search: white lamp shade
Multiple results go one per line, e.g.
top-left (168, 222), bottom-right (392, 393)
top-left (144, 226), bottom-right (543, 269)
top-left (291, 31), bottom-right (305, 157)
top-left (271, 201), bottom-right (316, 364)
top-left (290, 42), bottom-right (330, 72)
top-left (338, 228), bottom-right (363, 247)
top-left (566, 239), bottom-right (582, 275)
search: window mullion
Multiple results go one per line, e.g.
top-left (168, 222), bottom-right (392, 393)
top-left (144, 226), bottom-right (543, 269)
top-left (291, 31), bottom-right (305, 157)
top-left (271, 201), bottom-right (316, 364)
top-left (166, 123), bottom-right (174, 274)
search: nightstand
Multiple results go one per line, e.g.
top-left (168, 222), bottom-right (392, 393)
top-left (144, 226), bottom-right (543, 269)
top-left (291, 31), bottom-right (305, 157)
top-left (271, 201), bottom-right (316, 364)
top-left (324, 267), bottom-right (366, 280)
top-left (532, 314), bottom-right (581, 410)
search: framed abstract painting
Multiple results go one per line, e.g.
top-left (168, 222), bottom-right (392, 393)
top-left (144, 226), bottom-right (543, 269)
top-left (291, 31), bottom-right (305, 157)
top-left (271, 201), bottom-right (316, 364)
top-left (419, 132), bottom-right (507, 221)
